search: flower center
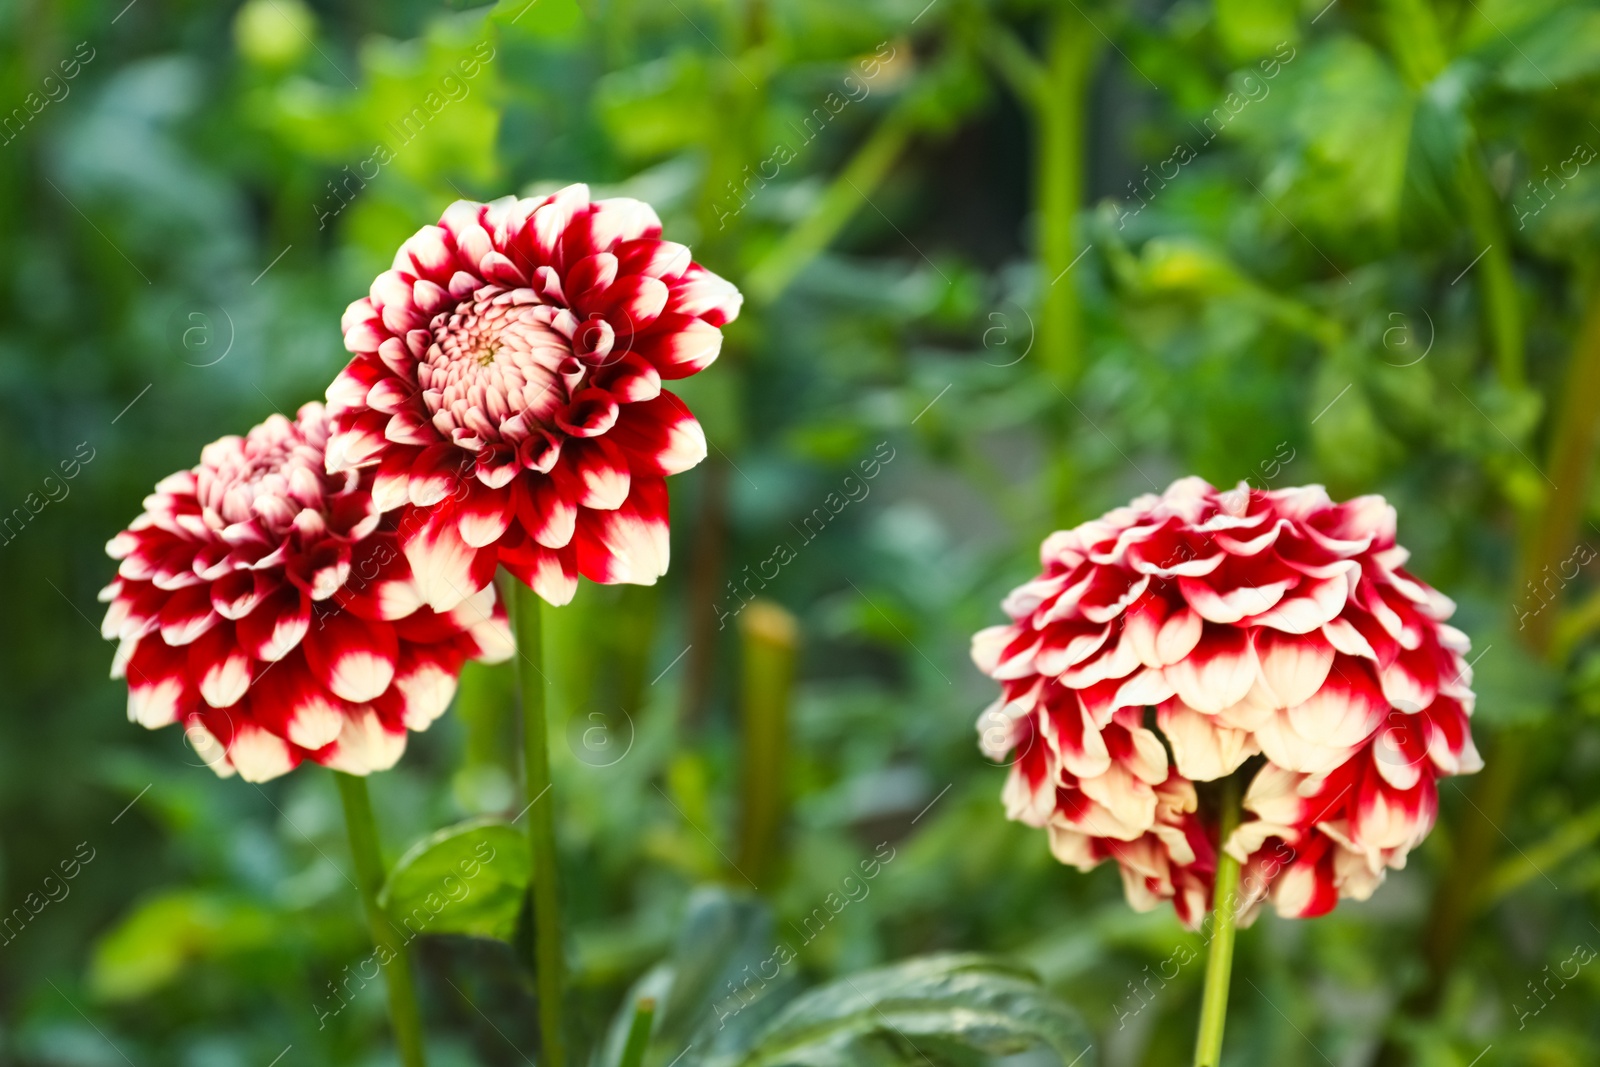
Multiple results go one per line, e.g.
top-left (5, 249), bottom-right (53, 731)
top-left (419, 297), bottom-right (573, 449)
top-left (197, 430), bottom-right (326, 532)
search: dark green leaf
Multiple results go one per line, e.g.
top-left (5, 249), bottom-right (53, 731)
top-left (731, 954), bottom-right (1095, 1067)
top-left (379, 818), bottom-right (529, 942)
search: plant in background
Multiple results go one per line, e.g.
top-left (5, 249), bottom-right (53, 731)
top-left (595, 888), bottom-right (1097, 1067)
top-left (972, 477), bottom-right (1479, 1065)
top-left (324, 185), bottom-right (741, 1067)
top-left (101, 401), bottom-right (513, 1067)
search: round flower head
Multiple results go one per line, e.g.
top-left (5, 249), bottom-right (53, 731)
top-left (972, 477), bottom-right (1479, 927)
top-left (101, 403), bottom-right (512, 782)
top-left (323, 185), bottom-right (742, 610)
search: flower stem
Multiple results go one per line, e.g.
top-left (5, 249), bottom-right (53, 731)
top-left (1194, 773), bottom-right (1243, 1067)
top-left (618, 996), bottom-right (657, 1067)
top-left (334, 771), bottom-right (428, 1067)
top-left (1035, 7), bottom-right (1099, 394)
top-left (514, 583), bottom-right (567, 1067)
top-left (735, 600), bottom-right (799, 887)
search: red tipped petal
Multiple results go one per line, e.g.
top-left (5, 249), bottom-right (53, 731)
top-left (575, 477), bottom-right (669, 585)
top-left (237, 586), bottom-right (311, 662)
top-left (609, 393), bottom-right (706, 477)
top-left (304, 611), bottom-right (400, 704)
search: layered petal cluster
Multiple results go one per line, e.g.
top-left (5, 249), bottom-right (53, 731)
top-left (324, 185), bottom-right (741, 610)
top-left (973, 477), bottom-right (1479, 927)
top-left (102, 403), bottom-right (512, 783)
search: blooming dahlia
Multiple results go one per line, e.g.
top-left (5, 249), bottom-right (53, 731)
top-left (973, 477), bottom-right (1479, 927)
top-left (101, 403), bottom-right (512, 783)
top-left (323, 185), bottom-right (741, 610)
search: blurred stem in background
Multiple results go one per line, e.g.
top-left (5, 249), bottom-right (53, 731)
top-left (984, 12), bottom-right (1099, 384)
top-left (1459, 158), bottom-right (1525, 389)
top-left (334, 772), bottom-right (428, 1067)
top-left (735, 600), bottom-right (799, 888)
top-left (1192, 773), bottom-right (1242, 1067)
top-left (618, 996), bottom-right (657, 1067)
top-left (1034, 10), bottom-right (1098, 392)
top-left (680, 0), bottom-right (769, 731)
top-left (451, 651), bottom-right (518, 813)
top-left (744, 107), bottom-right (916, 304)
top-left (1388, 275), bottom-right (1600, 1055)
top-left (1378, 0), bottom-right (1524, 389)
top-left (515, 585), bottom-right (567, 1067)
top-left (984, 10), bottom-right (1101, 520)
top-left (682, 459), bottom-right (731, 729)
top-left (611, 585), bottom-right (660, 718)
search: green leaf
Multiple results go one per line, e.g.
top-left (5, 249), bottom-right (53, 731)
top-left (1214, 0), bottom-right (1300, 63)
top-left (379, 817), bottom-right (529, 943)
top-left (1230, 38), bottom-right (1414, 252)
top-left (1493, 5), bottom-right (1600, 90)
top-left (731, 954), bottom-right (1095, 1067)
top-left (1400, 64), bottom-right (1474, 230)
top-left (89, 891), bottom-right (277, 1002)
top-left (598, 887), bottom-right (801, 1067)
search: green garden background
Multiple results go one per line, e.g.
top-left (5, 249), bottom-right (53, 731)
top-left (2, 0), bottom-right (1599, 1063)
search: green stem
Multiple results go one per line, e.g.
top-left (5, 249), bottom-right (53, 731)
top-left (1379, 0), bottom-right (1523, 391)
top-left (1411, 275), bottom-right (1600, 999)
top-left (1193, 775), bottom-right (1243, 1067)
top-left (1035, 8), bottom-right (1099, 393)
top-left (618, 996), bottom-right (657, 1067)
top-left (515, 584), bottom-right (567, 1067)
top-left (334, 772), bottom-right (428, 1067)
top-left (744, 110), bottom-right (914, 304)
top-left (1460, 158), bottom-right (1524, 390)
top-left (735, 600), bottom-right (799, 887)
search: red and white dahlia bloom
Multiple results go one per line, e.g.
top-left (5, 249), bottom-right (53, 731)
top-left (973, 477), bottom-right (1479, 927)
top-left (101, 403), bottom-right (512, 783)
top-left (323, 185), bottom-right (741, 610)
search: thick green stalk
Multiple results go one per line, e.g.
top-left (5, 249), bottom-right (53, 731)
top-left (618, 996), bottom-right (657, 1067)
top-left (1460, 160), bottom-right (1525, 389)
top-left (735, 600), bottom-right (799, 887)
top-left (515, 585), bottom-right (567, 1067)
top-left (1373, 277), bottom-right (1600, 1067)
top-left (334, 772), bottom-right (428, 1067)
top-left (984, 15), bottom-right (1099, 522)
top-left (1414, 279), bottom-right (1600, 992)
top-left (1379, 0), bottom-right (1524, 390)
top-left (1193, 774), bottom-right (1242, 1067)
top-left (1035, 9), bottom-right (1099, 391)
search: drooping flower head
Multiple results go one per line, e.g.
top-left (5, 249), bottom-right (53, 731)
top-left (323, 185), bottom-right (741, 610)
top-left (102, 403), bottom-right (512, 782)
top-left (972, 478), bottom-right (1479, 927)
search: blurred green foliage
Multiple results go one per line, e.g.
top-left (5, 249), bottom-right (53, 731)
top-left (3, 0), bottom-right (1600, 1064)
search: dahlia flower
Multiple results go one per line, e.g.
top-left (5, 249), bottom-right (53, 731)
top-left (101, 402), bottom-right (512, 783)
top-left (972, 477), bottom-right (1479, 927)
top-left (323, 185), bottom-right (741, 610)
